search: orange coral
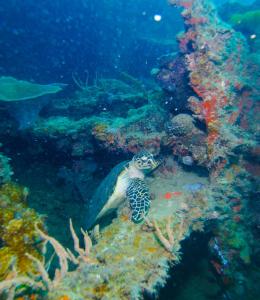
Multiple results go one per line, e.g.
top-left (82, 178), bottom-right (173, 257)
top-left (92, 123), bottom-right (108, 136)
top-left (59, 296), bottom-right (71, 300)
top-left (190, 72), bottom-right (202, 86)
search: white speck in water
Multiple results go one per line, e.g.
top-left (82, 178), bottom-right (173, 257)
top-left (250, 34), bottom-right (256, 39)
top-left (154, 14), bottom-right (162, 22)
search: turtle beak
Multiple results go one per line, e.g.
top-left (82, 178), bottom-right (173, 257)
top-left (152, 156), bottom-right (163, 170)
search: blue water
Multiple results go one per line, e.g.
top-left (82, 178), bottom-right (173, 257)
top-left (0, 0), bottom-right (183, 84)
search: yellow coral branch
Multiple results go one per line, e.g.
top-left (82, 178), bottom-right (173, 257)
top-left (81, 227), bottom-right (92, 257)
top-left (69, 218), bottom-right (95, 263)
top-left (0, 276), bottom-right (41, 297)
top-left (69, 218), bottom-right (85, 258)
top-left (145, 217), bottom-right (184, 254)
top-left (26, 253), bottom-right (51, 290)
top-left (153, 219), bottom-right (173, 253)
top-left (35, 225), bottom-right (70, 282)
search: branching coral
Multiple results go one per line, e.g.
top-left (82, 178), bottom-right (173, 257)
top-left (0, 274), bottom-right (42, 299)
top-left (0, 219), bottom-right (96, 299)
top-left (29, 219), bottom-right (96, 289)
top-left (145, 217), bottom-right (185, 254)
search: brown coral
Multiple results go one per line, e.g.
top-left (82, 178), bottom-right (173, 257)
top-left (165, 114), bottom-right (195, 137)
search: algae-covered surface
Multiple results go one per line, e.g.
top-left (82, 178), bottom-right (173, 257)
top-left (47, 165), bottom-right (212, 300)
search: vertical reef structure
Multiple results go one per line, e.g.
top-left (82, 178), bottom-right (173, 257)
top-left (172, 0), bottom-right (252, 160)
top-left (171, 0), bottom-right (257, 296)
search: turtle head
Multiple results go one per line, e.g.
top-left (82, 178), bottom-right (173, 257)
top-left (132, 150), bottom-right (161, 172)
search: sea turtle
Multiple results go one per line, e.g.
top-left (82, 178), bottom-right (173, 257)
top-left (86, 150), bottom-right (160, 228)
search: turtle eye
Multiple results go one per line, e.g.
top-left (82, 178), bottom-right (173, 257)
top-left (147, 159), bottom-right (152, 165)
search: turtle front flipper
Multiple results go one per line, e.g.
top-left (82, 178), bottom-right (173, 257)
top-left (126, 178), bottom-right (151, 223)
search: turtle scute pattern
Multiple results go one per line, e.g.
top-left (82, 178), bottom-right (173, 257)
top-left (126, 178), bottom-right (151, 223)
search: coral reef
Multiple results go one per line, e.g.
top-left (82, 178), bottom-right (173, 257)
top-left (0, 182), bottom-right (43, 281)
top-left (162, 114), bottom-right (208, 167)
top-left (0, 157), bottom-right (213, 300)
top-left (170, 0), bottom-right (257, 297)
top-left (153, 53), bottom-right (193, 111)
top-left (45, 166), bottom-right (213, 300)
top-left (173, 0), bottom-right (253, 161)
top-left (165, 113), bottom-right (195, 136)
top-left (0, 0), bottom-right (258, 299)
top-left (29, 77), bottom-right (167, 156)
top-left (0, 219), bottom-right (95, 299)
top-left (91, 104), bottom-right (166, 155)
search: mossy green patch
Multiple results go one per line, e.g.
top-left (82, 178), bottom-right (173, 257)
top-left (0, 76), bottom-right (65, 101)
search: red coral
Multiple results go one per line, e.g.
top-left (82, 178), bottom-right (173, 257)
top-left (178, 30), bottom-right (197, 53)
top-left (169, 0), bottom-right (193, 8)
top-left (179, 1), bottom-right (193, 8)
top-left (186, 17), bottom-right (207, 25)
top-left (202, 96), bottom-right (217, 124)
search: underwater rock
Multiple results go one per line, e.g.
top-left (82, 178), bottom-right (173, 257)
top-left (163, 113), bottom-right (208, 167)
top-left (69, 78), bottom-right (147, 118)
top-left (154, 54), bottom-right (194, 111)
top-left (27, 78), bottom-right (165, 158)
top-left (171, 0), bottom-right (257, 296)
top-left (91, 104), bottom-right (166, 155)
top-left (57, 159), bottom-right (97, 201)
top-left (165, 113), bottom-right (195, 136)
top-left (181, 155), bottom-right (194, 166)
top-left (46, 165), bottom-right (213, 300)
top-left (6, 96), bottom-right (51, 129)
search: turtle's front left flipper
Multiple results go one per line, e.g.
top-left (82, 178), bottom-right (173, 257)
top-left (126, 178), bottom-right (151, 223)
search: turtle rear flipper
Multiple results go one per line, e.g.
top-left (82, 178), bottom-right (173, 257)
top-left (126, 178), bottom-right (151, 223)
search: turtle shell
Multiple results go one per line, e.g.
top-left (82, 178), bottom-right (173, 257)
top-left (85, 160), bottom-right (129, 229)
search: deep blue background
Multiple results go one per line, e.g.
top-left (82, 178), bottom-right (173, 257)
top-left (0, 0), bottom-right (183, 85)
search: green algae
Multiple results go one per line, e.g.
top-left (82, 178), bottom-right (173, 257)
top-left (229, 10), bottom-right (260, 33)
